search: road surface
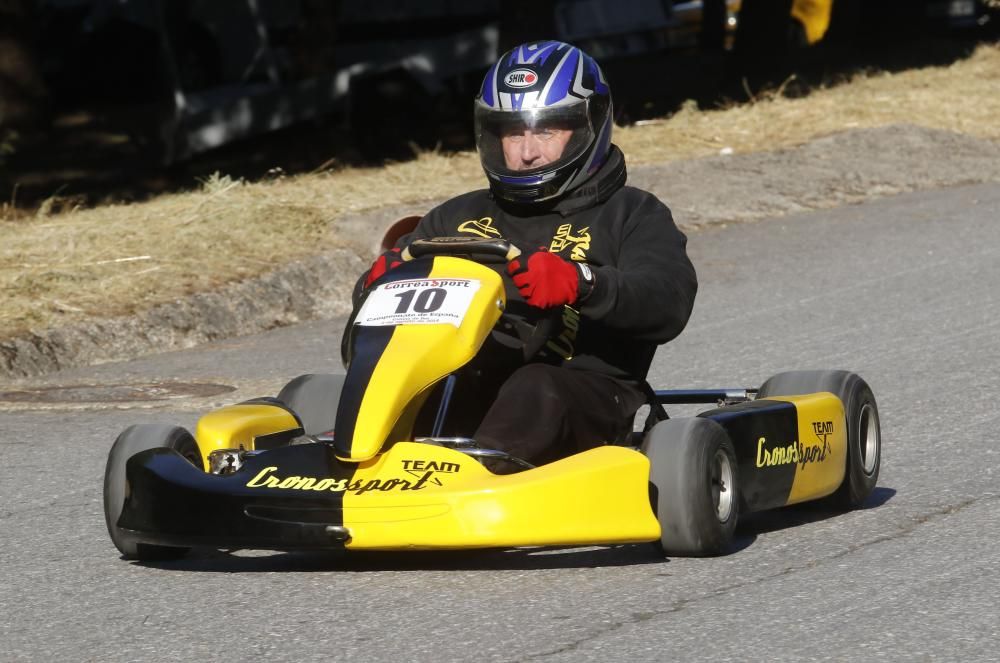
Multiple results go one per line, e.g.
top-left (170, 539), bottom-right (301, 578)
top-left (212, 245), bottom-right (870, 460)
top-left (1, 183), bottom-right (998, 661)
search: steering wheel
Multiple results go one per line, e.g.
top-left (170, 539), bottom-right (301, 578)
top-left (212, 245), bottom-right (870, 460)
top-left (401, 237), bottom-right (522, 263)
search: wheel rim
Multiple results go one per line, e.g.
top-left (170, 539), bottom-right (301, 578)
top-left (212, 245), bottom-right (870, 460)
top-left (858, 402), bottom-right (880, 475)
top-left (177, 440), bottom-right (203, 469)
top-left (712, 449), bottom-right (734, 522)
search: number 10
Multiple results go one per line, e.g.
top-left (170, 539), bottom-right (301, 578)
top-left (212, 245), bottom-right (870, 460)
top-left (394, 288), bottom-right (446, 314)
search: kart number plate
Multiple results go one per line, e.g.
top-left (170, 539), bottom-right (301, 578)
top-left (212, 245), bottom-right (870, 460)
top-left (356, 279), bottom-right (481, 328)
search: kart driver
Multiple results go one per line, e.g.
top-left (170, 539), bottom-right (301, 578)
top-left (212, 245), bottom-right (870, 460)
top-left (352, 41), bottom-right (697, 466)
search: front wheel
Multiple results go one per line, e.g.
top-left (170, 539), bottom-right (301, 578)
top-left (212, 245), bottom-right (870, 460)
top-left (277, 373), bottom-right (345, 436)
top-left (758, 370), bottom-right (881, 509)
top-left (642, 417), bottom-right (740, 557)
top-left (103, 424), bottom-right (200, 560)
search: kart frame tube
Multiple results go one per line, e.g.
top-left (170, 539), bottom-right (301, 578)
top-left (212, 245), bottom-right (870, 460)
top-left (654, 389), bottom-right (755, 404)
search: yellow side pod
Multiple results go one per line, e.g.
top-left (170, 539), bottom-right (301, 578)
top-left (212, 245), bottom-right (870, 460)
top-left (194, 403), bottom-right (301, 471)
top-left (769, 392), bottom-right (847, 505)
top-left (242, 441), bottom-right (661, 549)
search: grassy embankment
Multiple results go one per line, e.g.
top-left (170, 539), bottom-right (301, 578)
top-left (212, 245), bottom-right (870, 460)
top-left (2, 44), bottom-right (998, 338)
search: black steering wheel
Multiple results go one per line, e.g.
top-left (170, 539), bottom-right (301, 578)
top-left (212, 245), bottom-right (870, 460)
top-left (401, 237), bottom-right (522, 263)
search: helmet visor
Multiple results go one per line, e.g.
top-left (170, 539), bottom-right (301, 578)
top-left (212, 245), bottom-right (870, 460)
top-left (474, 101), bottom-right (595, 177)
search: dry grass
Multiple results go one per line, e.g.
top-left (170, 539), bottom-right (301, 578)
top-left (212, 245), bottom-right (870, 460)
top-left (2, 43), bottom-right (999, 338)
top-left (616, 44), bottom-right (1000, 161)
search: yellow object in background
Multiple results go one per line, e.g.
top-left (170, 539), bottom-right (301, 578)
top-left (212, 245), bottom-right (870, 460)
top-left (792, 0), bottom-right (835, 44)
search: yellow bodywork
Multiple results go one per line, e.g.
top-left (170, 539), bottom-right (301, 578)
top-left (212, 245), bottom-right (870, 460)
top-left (194, 403), bottom-right (301, 471)
top-left (769, 392), bottom-right (847, 504)
top-left (188, 253), bottom-right (662, 550)
top-left (342, 258), bottom-right (505, 462)
top-left (243, 441), bottom-right (662, 549)
top-left (183, 251), bottom-right (852, 550)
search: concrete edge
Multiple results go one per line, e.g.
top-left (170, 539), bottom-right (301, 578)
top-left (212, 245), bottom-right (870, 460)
top-left (0, 249), bottom-right (367, 379)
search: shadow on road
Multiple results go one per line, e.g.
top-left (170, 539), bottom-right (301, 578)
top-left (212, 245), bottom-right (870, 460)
top-left (136, 542), bottom-right (671, 573)
top-left (738, 486), bottom-right (897, 536)
top-left (130, 490), bottom-right (897, 573)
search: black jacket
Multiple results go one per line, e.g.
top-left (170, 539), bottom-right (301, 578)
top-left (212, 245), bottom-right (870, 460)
top-left (369, 145), bottom-right (697, 382)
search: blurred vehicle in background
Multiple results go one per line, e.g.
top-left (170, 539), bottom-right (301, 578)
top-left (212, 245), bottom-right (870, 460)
top-left (28, 0), bottom-right (736, 163)
top-left (924, 0), bottom-right (995, 28)
top-left (20, 0), bottom-right (996, 164)
top-left (33, 0), bottom-right (503, 162)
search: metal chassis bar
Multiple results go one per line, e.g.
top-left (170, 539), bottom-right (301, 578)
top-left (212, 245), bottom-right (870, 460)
top-left (653, 389), bottom-right (756, 405)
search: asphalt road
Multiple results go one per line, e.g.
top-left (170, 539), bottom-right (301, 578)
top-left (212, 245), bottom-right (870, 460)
top-left (2, 183), bottom-right (998, 661)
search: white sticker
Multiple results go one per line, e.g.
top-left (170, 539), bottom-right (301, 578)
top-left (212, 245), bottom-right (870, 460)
top-left (356, 279), bottom-right (481, 328)
top-left (504, 68), bottom-right (538, 88)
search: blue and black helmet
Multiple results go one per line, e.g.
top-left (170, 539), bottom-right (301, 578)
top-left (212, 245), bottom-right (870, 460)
top-left (474, 41), bottom-right (613, 205)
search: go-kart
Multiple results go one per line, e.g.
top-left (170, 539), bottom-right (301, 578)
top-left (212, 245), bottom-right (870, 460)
top-left (103, 237), bottom-right (882, 560)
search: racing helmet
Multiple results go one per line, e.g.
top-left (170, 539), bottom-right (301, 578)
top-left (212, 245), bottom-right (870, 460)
top-left (474, 41), bottom-right (613, 205)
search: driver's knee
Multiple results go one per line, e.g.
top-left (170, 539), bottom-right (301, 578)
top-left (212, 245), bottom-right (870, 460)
top-left (475, 364), bottom-right (570, 461)
top-left (505, 363), bottom-right (568, 401)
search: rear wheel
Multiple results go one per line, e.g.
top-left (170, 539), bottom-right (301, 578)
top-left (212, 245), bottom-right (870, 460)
top-left (642, 418), bottom-right (739, 556)
top-left (103, 424), bottom-right (200, 560)
top-left (277, 373), bottom-right (345, 435)
top-left (758, 370), bottom-right (881, 508)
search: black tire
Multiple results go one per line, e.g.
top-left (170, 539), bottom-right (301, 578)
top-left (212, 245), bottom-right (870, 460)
top-left (277, 373), bottom-right (345, 436)
top-left (642, 418), bottom-right (739, 557)
top-left (758, 370), bottom-right (881, 509)
top-left (103, 424), bottom-right (201, 560)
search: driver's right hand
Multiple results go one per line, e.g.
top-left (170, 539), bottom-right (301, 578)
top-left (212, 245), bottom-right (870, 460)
top-left (363, 247), bottom-right (404, 288)
top-left (507, 245), bottom-right (595, 309)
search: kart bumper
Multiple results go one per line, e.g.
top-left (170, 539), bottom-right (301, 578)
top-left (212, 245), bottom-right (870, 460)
top-left (118, 441), bottom-right (661, 551)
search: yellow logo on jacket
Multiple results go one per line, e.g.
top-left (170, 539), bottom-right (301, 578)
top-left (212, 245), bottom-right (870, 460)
top-left (550, 224), bottom-right (591, 261)
top-left (457, 216), bottom-right (501, 238)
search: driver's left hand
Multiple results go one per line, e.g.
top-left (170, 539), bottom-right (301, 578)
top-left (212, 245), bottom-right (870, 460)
top-left (507, 245), bottom-right (595, 309)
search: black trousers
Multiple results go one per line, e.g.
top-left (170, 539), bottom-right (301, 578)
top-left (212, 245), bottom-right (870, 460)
top-left (434, 363), bottom-right (646, 465)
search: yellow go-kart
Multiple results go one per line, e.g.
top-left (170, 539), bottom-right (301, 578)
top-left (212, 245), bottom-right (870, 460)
top-left (103, 238), bottom-right (881, 561)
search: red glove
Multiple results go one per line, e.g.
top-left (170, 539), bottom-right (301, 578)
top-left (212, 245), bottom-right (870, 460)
top-left (507, 247), bottom-right (595, 309)
top-left (364, 248), bottom-right (403, 288)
